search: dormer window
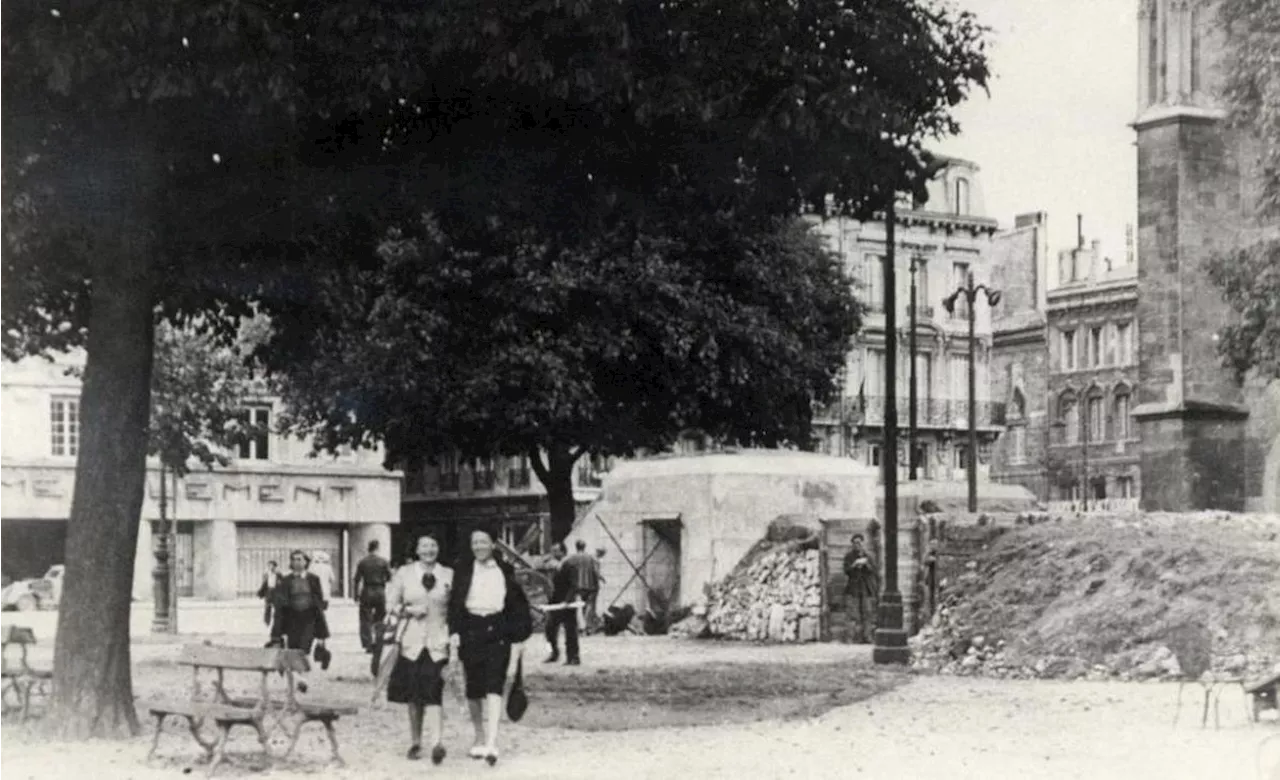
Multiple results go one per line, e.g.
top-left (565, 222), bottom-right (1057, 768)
top-left (953, 178), bottom-right (970, 216)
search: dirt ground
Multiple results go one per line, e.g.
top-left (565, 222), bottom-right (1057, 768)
top-left (3, 635), bottom-right (1278, 779)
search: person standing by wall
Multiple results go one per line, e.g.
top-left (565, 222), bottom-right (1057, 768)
top-left (842, 534), bottom-right (880, 644)
top-left (386, 535), bottom-right (453, 764)
top-left (355, 539), bottom-right (393, 654)
top-left (257, 560), bottom-right (280, 627)
top-left (447, 526), bottom-right (532, 766)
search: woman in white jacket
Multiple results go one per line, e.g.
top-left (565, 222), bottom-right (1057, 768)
top-left (385, 536), bottom-right (454, 763)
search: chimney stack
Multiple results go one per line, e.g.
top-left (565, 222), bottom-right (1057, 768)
top-left (1077, 214), bottom-right (1084, 249)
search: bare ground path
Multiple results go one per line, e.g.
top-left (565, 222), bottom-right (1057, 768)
top-left (2, 633), bottom-right (1276, 779)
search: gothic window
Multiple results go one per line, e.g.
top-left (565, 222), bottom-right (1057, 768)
top-left (1086, 391), bottom-right (1105, 442)
top-left (1148, 3), bottom-right (1162, 103)
top-left (1113, 388), bottom-right (1132, 439)
top-left (1010, 388), bottom-right (1027, 422)
top-left (1058, 391), bottom-right (1078, 444)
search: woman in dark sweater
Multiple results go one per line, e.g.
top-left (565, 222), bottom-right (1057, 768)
top-left (270, 549), bottom-right (329, 653)
top-left (447, 527), bottom-right (532, 765)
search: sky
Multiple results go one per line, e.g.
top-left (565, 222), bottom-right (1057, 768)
top-left (934, 0), bottom-right (1138, 260)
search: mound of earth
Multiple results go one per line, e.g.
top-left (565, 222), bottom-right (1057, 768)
top-left (911, 512), bottom-right (1280, 681)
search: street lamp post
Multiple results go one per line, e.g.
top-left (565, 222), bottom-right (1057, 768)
top-left (874, 198), bottom-right (908, 666)
top-left (942, 272), bottom-right (1001, 514)
top-left (151, 463), bottom-right (172, 634)
top-left (908, 254), bottom-right (921, 481)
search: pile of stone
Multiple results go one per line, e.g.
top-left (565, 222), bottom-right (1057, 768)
top-left (671, 516), bottom-right (824, 643)
top-left (702, 545), bottom-right (823, 642)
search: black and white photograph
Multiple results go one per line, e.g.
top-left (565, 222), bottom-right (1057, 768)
top-left (1, 0), bottom-right (1278, 777)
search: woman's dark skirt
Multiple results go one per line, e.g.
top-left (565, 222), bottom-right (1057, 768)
top-left (387, 649), bottom-right (447, 706)
top-left (458, 613), bottom-right (511, 700)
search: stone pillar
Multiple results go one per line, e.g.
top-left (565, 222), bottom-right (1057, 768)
top-left (194, 519), bottom-right (238, 600)
top-left (132, 519), bottom-right (153, 602)
top-left (1136, 406), bottom-right (1248, 511)
top-left (348, 523), bottom-right (392, 594)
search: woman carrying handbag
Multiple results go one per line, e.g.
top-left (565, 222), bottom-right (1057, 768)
top-left (447, 525), bottom-right (533, 766)
top-left (385, 535), bottom-right (454, 763)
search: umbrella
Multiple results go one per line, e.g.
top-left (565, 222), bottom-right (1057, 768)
top-left (370, 610), bottom-right (407, 705)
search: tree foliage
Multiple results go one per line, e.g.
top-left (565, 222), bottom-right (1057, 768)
top-left (1207, 0), bottom-right (1280, 380)
top-left (2, 0), bottom-right (989, 735)
top-left (148, 320), bottom-right (265, 477)
top-left (277, 216), bottom-right (862, 540)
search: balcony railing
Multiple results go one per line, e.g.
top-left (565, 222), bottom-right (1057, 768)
top-left (815, 395), bottom-right (1007, 428)
top-left (1046, 497), bottom-right (1139, 514)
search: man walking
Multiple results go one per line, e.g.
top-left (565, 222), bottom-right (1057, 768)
top-left (565, 540), bottom-right (600, 633)
top-left (543, 545), bottom-right (580, 666)
top-left (843, 534), bottom-right (879, 644)
top-left (354, 539), bottom-right (392, 653)
top-left (257, 560), bottom-right (280, 627)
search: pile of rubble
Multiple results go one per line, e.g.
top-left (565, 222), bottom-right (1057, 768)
top-left (671, 517), bottom-right (823, 643)
top-left (908, 513), bottom-right (1280, 682)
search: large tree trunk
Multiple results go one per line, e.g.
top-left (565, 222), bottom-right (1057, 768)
top-left (48, 225), bottom-right (156, 739)
top-left (531, 444), bottom-right (582, 544)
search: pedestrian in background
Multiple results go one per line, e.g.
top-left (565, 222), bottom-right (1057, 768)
top-left (270, 550), bottom-right (330, 689)
top-left (310, 550), bottom-right (337, 603)
top-left (257, 560), bottom-right (280, 627)
top-left (355, 539), bottom-right (393, 654)
top-left (565, 540), bottom-right (599, 633)
top-left (448, 526), bottom-right (533, 765)
top-left (386, 535), bottom-right (453, 764)
top-left (543, 546), bottom-right (580, 665)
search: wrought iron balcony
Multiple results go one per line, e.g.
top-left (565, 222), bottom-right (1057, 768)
top-left (814, 395), bottom-right (1007, 429)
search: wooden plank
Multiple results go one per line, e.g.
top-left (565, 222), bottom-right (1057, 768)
top-left (147, 700), bottom-right (260, 723)
top-left (179, 645), bottom-right (309, 673)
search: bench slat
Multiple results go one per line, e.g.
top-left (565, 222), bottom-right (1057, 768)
top-left (225, 696), bottom-right (358, 717)
top-left (1, 626), bottom-right (37, 644)
top-left (1245, 672), bottom-right (1280, 694)
top-left (178, 644), bottom-right (309, 673)
top-left (148, 700), bottom-right (260, 723)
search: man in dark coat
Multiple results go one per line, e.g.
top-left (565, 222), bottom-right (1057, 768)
top-left (842, 534), bottom-right (880, 644)
top-left (354, 539), bottom-right (393, 652)
top-left (543, 551), bottom-right (580, 665)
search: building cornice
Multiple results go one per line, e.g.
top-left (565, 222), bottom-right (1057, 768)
top-left (1132, 104), bottom-right (1225, 131)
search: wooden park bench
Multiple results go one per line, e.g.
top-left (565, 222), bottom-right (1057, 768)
top-left (145, 644), bottom-right (357, 777)
top-left (1, 625), bottom-right (53, 722)
top-left (1246, 671), bottom-right (1280, 723)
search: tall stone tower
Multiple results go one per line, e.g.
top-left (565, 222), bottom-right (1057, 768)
top-left (1131, 0), bottom-right (1272, 511)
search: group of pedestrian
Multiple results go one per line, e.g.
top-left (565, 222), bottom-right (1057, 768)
top-left (383, 527), bottom-right (532, 765)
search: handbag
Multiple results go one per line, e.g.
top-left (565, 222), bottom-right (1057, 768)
top-left (313, 639), bottom-right (331, 670)
top-left (505, 655), bottom-right (528, 722)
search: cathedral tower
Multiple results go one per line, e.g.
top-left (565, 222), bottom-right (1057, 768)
top-left (1131, 0), bottom-right (1268, 510)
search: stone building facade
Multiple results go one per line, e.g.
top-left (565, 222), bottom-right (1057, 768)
top-left (0, 352), bottom-right (402, 600)
top-left (1044, 238), bottom-right (1142, 508)
top-left (989, 213), bottom-right (1051, 500)
top-left (1133, 0), bottom-right (1279, 512)
top-left (810, 157), bottom-right (1005, 484)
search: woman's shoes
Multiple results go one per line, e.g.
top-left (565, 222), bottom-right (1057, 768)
top-left (406, 744), bottom-right (422, 760)
top-left (431, 744), bottom-right (446, 765)
top-left (468, 745), bottom-right (488, 760)
top-left (485, 747), bottom-right (499, 766)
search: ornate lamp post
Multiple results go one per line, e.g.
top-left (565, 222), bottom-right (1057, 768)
top-left (908, 253), bottom-right (924, 481)
top-left (151, 463), bottom-right (172, 633)
top-left (942, 272), bottom-right (1001, 513)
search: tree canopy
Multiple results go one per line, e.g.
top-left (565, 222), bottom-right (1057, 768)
top-left (276, 216), bottom-right (862, 540)
top-left (1207, 0), bottom-right (1280, 381)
